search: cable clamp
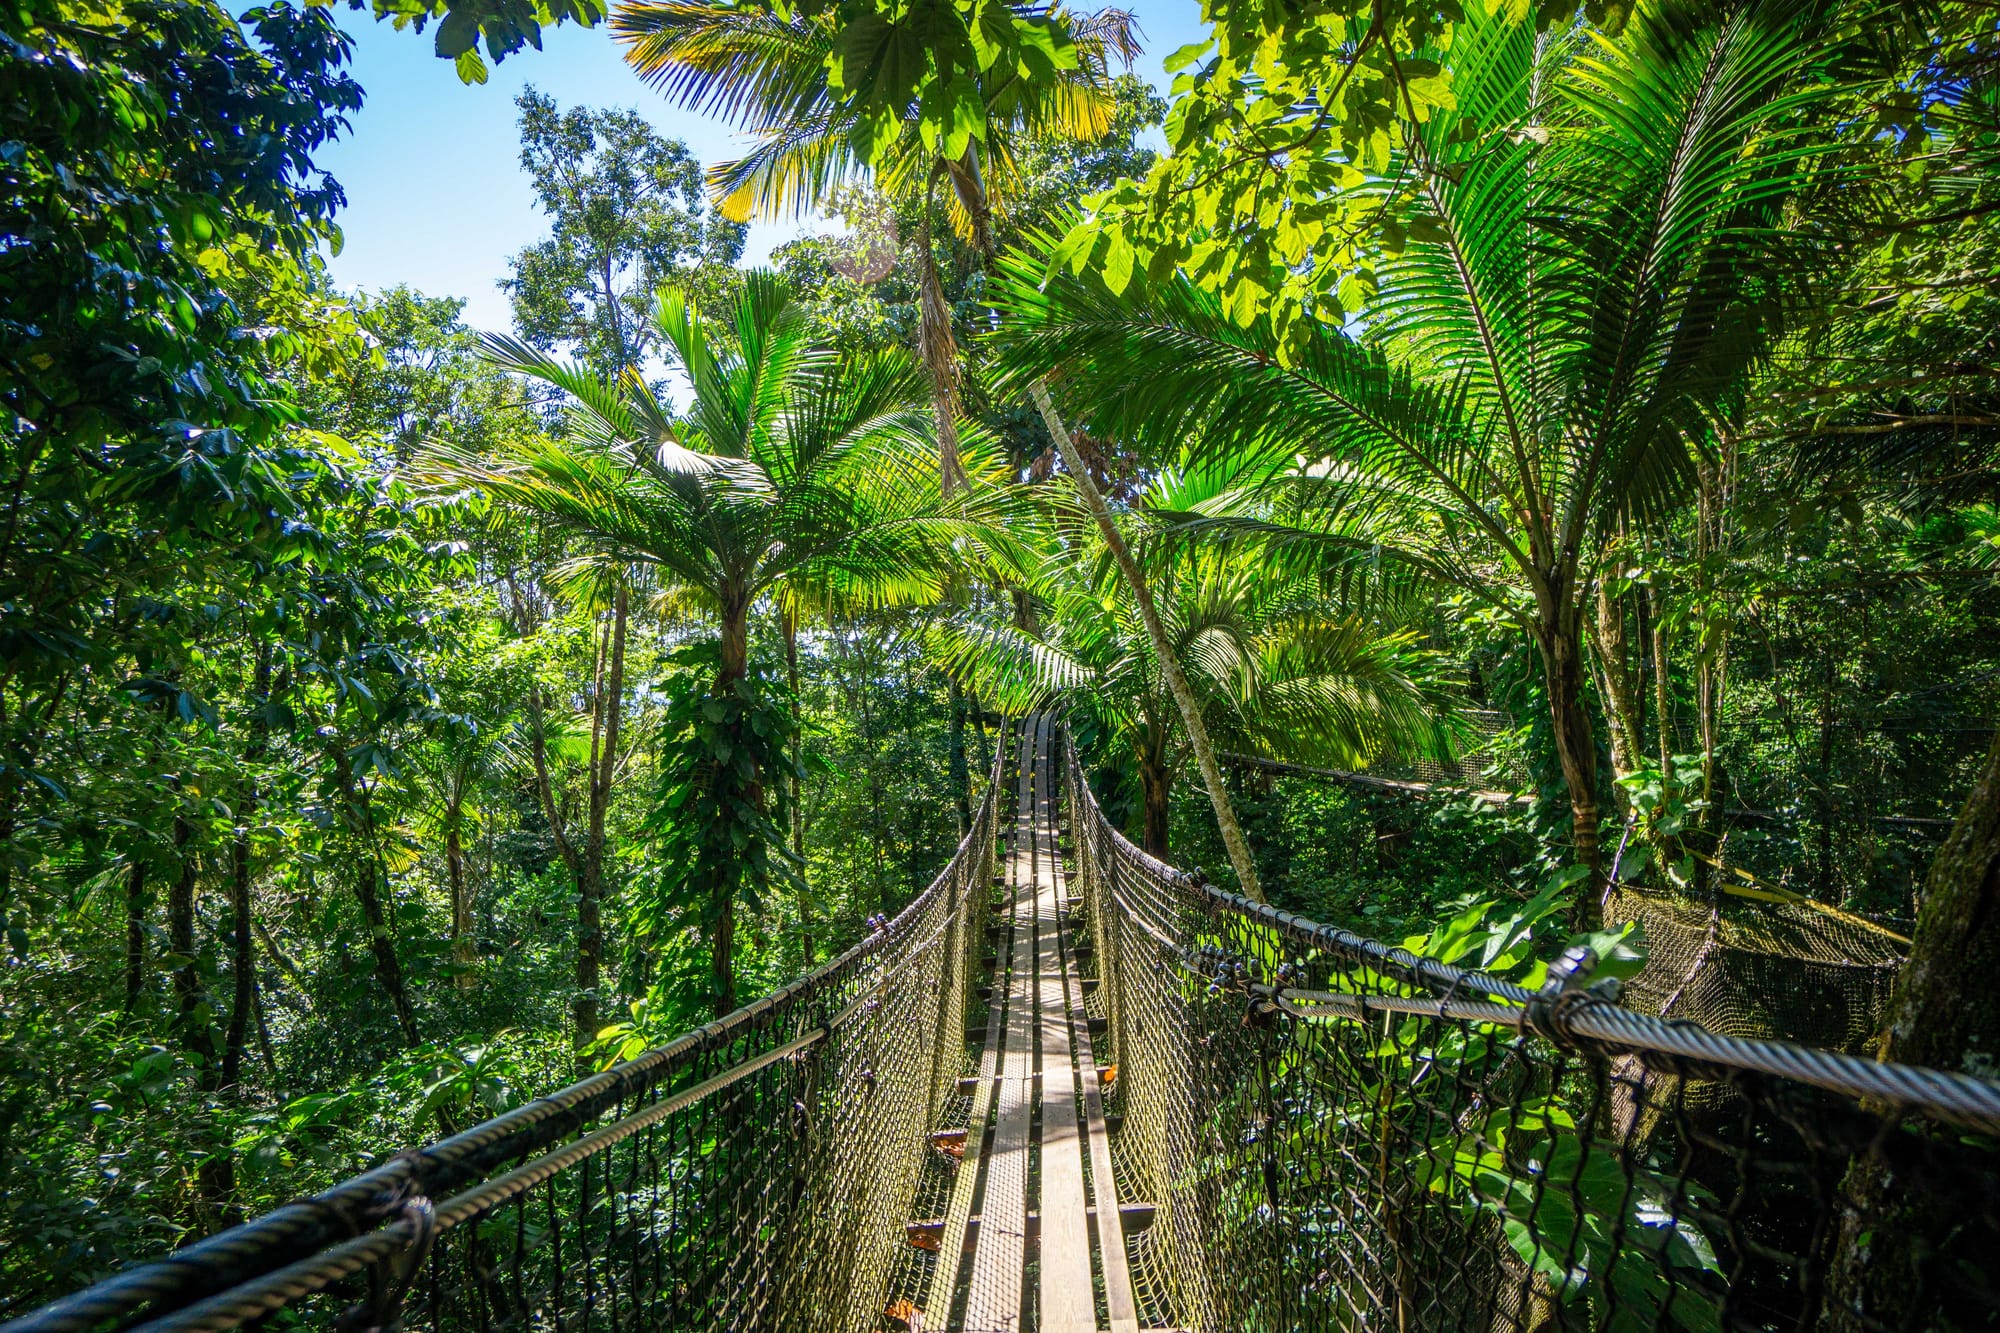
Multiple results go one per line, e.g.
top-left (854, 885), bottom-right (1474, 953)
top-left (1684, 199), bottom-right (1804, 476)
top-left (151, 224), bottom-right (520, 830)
top-left (1524, 945), bottom-right (1622, 1048)
top-left (335, 1196), bottom-right (436, 1333)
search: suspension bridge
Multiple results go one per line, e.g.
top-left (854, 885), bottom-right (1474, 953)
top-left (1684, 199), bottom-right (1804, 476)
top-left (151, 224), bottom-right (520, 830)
top-left (10, 720), bottom-right (2000, 1333)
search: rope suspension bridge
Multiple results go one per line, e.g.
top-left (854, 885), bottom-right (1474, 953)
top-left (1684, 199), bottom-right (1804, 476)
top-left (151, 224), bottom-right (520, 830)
top-left (10, 720), bottom-right (2000, 1333)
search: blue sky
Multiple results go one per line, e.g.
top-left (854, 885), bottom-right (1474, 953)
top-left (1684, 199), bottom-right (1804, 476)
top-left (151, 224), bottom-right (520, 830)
top-left (316, 0), bottom-right (1208, 336)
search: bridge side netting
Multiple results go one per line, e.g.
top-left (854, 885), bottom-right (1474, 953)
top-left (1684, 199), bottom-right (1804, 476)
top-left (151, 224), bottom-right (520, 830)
top-left (1063, 733), bottom-right (2000, 1333)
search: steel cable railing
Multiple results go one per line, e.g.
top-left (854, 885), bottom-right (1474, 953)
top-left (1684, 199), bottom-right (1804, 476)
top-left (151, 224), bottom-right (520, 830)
top-left (7, 735), bottom-right (1011, 1333)
top-left (1062, 731), bottom-right (2000, 1333)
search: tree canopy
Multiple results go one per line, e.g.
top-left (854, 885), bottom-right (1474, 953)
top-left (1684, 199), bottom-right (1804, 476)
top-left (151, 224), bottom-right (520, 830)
top-left (6, 0), bottom-right (2000, 1312)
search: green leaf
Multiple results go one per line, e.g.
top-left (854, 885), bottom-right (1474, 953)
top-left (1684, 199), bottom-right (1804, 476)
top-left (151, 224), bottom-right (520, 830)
top-left (1162, 39), bottom-right (1212, 74)
top-left (1102, 229), bottom-right (1134, 295)
top-left (433, 6), bottom-right (480, 58)
top-left (969, 0), bottom-right (1011, 70)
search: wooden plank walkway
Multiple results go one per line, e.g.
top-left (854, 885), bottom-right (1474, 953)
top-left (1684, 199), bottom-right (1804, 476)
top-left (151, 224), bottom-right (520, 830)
top-left (917, 715), bottom-right (1140, 1333)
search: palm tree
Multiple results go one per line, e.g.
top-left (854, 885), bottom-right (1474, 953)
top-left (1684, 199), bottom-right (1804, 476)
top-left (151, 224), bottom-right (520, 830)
top-left (610, 0), bottom-right (1277, 901)
top-left (610, 0), bottom-right (1138, 490)
top-left (930, 461), bottom-right (1455, 858)
top-left (990, 0), bottom-right (1843, 923)
top-left (437, 271), bottom-right (1007, 1014)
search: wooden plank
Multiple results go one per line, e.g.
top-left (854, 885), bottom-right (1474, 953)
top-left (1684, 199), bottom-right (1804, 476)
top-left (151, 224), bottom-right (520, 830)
top-left (1036, 804), bottom-right (1095, 1332)
top-left (1053, 767), bottom-right (1142, 1333)
top-left (961, 717), bottom-right (1043, 1333)
top-left (907, 1202), bottom-right (1161, 1256)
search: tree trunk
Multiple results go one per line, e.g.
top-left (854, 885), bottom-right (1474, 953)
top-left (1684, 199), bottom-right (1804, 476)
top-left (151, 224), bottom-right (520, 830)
top-left (916, 178), bottom-right (968, 493)
top-left (222, 645), bottom-right (272, 1089)
top-left (1590, 580), bottom-right (1645, 811)
top-left (1029, 380), bottom-right (1267, 903)
top-left (123, 860), bottom-right (147, 1015)
top-left (601, 254), bottom-right (632, 374)
top-left (576, 586), bottom-right (628, 1055)
top-left (1874, 731), bottom-right (2000, 1073)
top-left (1536, 609), bottom-right (1604, 927)
top-left (169, 809), bottom-right (220, 1081)
top-left (948, 674), bottom-right (972, 838)
top-left (1138, 750), bottom-right (1172, 859)
top-left (784, 609), bottom-right (812, 966)
top-left (526, 681), bottom-right (579, 875)
top-left (1692, 437), bottom-right (1733, 839)
top-left (333, 753), bottom-right (421, 1047)
top-left (970, 697), bottom-right (992, 778)
top-left (1647, 580), bottom-right (1674, 778)
top-left (447, 819), bottom-right (476, 990)
top-left (1823, 732), bottom-right (2000, 1328)
top-left (221, 777), bottom-right (257, 1089)
top-left (351, 852), bottom-right (421, 1047)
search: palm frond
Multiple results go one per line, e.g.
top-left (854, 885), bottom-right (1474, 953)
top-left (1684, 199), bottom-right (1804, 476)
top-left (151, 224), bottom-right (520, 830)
top-left (614, 0), bottom-right (832, 132)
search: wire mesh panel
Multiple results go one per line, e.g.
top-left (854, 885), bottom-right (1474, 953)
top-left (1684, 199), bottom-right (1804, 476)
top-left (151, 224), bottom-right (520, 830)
top-left (7, 752), bottom-right (1004, 1333)
top-left (1606, 881), bottom-right (1905, 1055)
top-left (1062, 734), bottom-right (2000, 1333)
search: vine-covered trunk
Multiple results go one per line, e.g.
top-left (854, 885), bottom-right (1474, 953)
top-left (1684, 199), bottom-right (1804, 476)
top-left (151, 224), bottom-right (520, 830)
top-left (1536, 608), bottom-right (1604, 927)
top-left (351, 852), bottom-right (420, 1047)
top-left (710, 598), bottom-right (754, 1018)
top-left (1590, 580), bottom-right (1645, 811)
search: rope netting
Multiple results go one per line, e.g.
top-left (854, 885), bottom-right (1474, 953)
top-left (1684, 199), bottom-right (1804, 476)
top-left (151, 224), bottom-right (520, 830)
top-left (1063, 732), bottom-right (2000, 1333)
top-left (5, 738), bottom-right (1008, 1333)
top-left (1606, 882), bottom-right (1905, 1057)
